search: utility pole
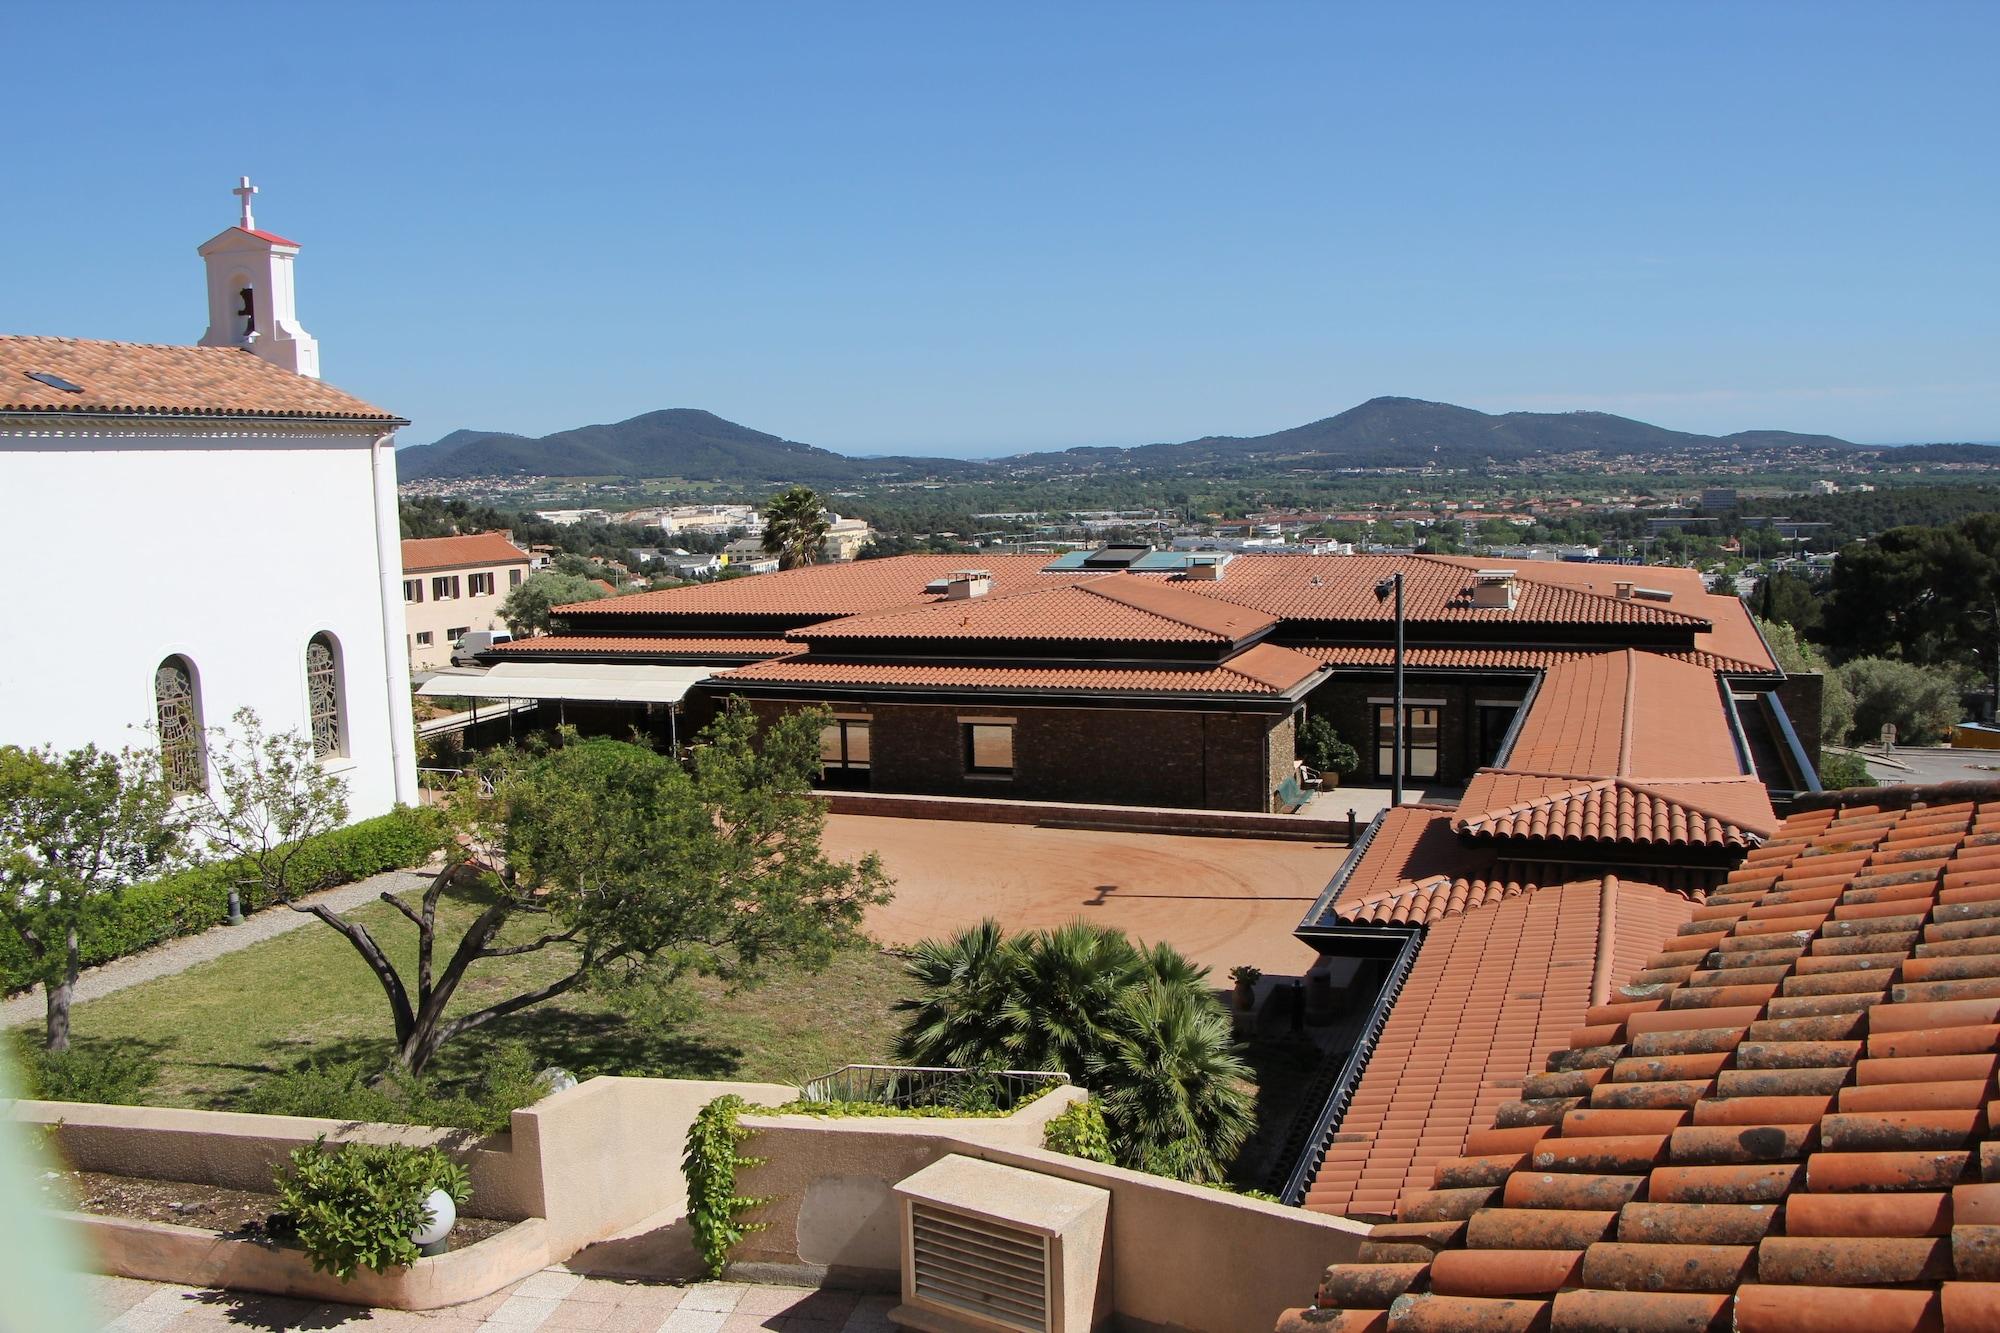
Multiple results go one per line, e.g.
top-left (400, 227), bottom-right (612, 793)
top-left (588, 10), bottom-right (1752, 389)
top-left (1376, 572), bottom-right (1405, 807)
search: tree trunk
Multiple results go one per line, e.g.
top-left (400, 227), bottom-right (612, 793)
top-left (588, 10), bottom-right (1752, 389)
top-left (45, 925), bottom-right (79, 1053)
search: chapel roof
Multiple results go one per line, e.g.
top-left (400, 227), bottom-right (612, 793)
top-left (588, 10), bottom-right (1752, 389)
top-left (0, 336), bottom-right (398, 422)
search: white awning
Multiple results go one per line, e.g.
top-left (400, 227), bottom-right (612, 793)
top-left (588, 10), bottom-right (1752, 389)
top-left (418, 662), bottom-right (714, 706)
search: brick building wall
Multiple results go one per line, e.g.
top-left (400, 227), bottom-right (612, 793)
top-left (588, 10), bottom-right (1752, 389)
top-left (1304, 675), bottom-right (1534, 788)
top-left (716, 694), bottom-right (1291, 811)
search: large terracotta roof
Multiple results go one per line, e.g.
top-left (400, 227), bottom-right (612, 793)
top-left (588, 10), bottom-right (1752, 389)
top-left (710, 640), bottom-right (1324, 697)
top-left (485, 635), bottom-right (795, 659)
top-left (1301, 643), bottom-right (1774, 676)
top-left (401, 533), bottom-right (531, 573)
top-left (1305, 872), bottom-right (1700, 1218)
top-left (0, 336), bottom-right (399, 422)
top-left (559, 553), bottom-right (1725, 636)
top-left (790, 574), bottom-right (1278, 646)
top-left (1280, 786), bottom-right (2000, 1333)
top-left (1499, 650), bottom-right (1753, 784)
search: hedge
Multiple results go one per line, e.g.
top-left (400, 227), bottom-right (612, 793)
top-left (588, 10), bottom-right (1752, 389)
top-left (2, 806), bottom-right (445, 992)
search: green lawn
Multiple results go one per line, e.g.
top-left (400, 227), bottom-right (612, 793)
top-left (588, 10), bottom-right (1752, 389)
top-left (25, 883), bottom-right (911, 1110)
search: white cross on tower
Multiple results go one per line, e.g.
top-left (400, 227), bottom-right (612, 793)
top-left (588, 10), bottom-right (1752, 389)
top-left (233, 175), bottom-right (258, 231)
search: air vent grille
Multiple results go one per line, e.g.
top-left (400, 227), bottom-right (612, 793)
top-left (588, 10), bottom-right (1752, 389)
top-left (910, 1201), bottom-right (1051, 1332)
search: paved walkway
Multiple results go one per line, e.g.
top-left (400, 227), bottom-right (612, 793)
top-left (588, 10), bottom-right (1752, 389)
top-left (89, 1271), bottom-right (897, 1332)
top-left (2, 867), bottom-right (435, 1031)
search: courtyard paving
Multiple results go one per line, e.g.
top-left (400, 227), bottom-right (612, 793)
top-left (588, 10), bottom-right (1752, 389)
top-left (89, 1271), bottom-right (896, 1332)
top-left (822, 813), bottom-right (1342, 975)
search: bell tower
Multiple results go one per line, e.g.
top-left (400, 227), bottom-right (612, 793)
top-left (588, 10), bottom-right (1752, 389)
top-left (197, 176), bottom-right (321, 379)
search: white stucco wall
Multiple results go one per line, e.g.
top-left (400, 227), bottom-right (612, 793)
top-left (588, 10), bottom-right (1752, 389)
top-left (0, 423), bottom-right (414, 820)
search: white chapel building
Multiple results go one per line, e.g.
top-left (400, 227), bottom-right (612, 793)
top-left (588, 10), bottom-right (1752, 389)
top-left (0, 179), bottom-right (417, 817)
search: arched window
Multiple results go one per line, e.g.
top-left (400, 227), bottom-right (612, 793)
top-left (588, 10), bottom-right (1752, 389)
top-left (306, 632), bottom-right (345, 759)
top-left (154, 656), bottom-right (205, 793)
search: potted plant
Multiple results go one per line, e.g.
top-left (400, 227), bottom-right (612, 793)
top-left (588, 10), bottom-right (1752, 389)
top-left (1298, 715), bottom-right (1360, 789)
top-left (1230, 965), bottom-right (1263, 1012)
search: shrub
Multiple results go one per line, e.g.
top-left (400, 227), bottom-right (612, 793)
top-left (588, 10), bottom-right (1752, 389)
top-left (1297, 715), bottom-right (1359, 776)
top-left (1818, 752), bottom-right (1879, 790)
top-left (0, 807), bottom-right (444, 992)
top-left (1837, 657), bottom-right (1963, 747)
top-left (275, 1139), bottom-right (471, 1280)
top-left (1042, 1098), bottom-right (1114, 1164)
top-left (19, 1046), bottom-right (160, 1105)
top-left (244, 1042), bottom-right (547, 1135)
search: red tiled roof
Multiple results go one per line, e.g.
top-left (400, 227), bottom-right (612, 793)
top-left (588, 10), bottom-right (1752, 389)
top-left (400, 532), bottom-right (531, 574)
top-left (0, 336), bottom-right (398, 421)
top-left (1500, 650), bottom-right (1751, 783)
top-left (560, 553), bottom-right (1716, 634)
top-left (1281, 786), bottom-right (2000, 1333)
top-left (240, 227), bottom-right (299, 246)
top-left (485, 635), bottom-right (795, 659)
top-left (712, 640), bottom-right (1324, 697)
top-left (1305, 873), bottom-right (1700, 1218)
top-left (1455, 774), bottom-right (1778, 849)
top-left (1301, 643), bottom-right (1774, 676)
top-left (791, 574), bottom-right (1278, 645)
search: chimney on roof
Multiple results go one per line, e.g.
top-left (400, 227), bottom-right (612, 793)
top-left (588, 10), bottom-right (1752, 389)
top-left (1182, 554), bottom-right (1227, 581)
top-left (1471, 569), bottom-right (1518, 610)
top-left (943, 570), bottom-right (993, 600)
top-left (1614, 580), bottom-right (1635, 600)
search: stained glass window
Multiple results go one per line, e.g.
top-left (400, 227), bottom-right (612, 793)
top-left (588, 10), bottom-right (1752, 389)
top-left (307, 633), bottom-right (343, 758)
top-left (154, 656), bottom-right (205, 793)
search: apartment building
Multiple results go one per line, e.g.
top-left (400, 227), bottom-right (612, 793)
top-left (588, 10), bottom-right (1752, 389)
top-left (401, 532), bottom-right (532, 669)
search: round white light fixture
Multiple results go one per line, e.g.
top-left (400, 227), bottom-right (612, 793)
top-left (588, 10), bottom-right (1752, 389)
top-left (411, 1188), bottom-right (456, 1249)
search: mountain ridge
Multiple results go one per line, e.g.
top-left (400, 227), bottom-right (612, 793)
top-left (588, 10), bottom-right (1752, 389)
top-left (396, 395), bottom-right (1913, 483)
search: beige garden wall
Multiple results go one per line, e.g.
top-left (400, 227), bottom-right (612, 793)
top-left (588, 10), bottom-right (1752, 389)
top-left (733, 1087), bottom-right (1367, 1333)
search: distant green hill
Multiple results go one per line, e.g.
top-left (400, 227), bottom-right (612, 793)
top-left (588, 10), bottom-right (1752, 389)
top-left (396, 396), bottom-right (1919, 484)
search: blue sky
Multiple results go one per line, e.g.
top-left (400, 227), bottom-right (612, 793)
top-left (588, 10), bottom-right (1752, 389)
top-left (5, 2), bottom-right (1994, 454)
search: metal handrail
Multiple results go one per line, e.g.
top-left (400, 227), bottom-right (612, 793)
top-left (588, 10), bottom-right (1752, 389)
top-left (798, 1064), bottom-right (1068, 1111)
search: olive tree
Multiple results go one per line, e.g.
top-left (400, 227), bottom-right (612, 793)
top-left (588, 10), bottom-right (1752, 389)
top-left (0, 744), bottom-right (184, 1051)
top-left (188, 708), bottom-right (350, 916)
top-left (311, 701), bottom-right (891, 1074)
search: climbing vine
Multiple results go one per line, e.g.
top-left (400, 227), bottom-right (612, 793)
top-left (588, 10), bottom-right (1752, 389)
top-left (683, 1095), bottom-right (770, 1278)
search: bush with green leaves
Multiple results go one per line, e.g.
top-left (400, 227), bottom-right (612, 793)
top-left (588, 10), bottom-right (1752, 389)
top-left (0, 806), bottom-right (444, 992)
top-left (275, 1139), bottom-right (471, 1280)
top-left (1836, 656), bottom-right (1965, 748)
top-left (894, 921), bottom-right (1254, 1184)
top-left (1296, 715), bottom-right (1359, 776)
top-left (1042, 1098), bottom-right (1114, 1164)
top-left (1818, 752), bottom-right (1879, 790)
top-left (244, 1042), bottom-right (548, 1135)
top-left (18, 1045), bottom-right (160, 1105)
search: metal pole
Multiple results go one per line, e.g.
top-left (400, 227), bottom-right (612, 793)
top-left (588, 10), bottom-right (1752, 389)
top-left (1392, 573), bottom-right (1405, 807)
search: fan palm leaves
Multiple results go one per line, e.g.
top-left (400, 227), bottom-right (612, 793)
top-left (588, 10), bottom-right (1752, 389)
top-left (1091, 979), bottom-right (1255, 1185)
top-left (760, 485), bottom-right (831, 571)
top-left (892, 918), bottom-right (1016, 1069)
top-left (892, 919), bottom-right (1253, 1183)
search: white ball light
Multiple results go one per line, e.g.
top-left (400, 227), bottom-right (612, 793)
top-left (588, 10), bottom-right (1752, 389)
top-left (412, 1188), bottom-right (456, 1249)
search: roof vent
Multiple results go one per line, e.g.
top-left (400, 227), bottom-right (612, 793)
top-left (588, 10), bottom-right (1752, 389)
top-left (1182, 554), bottom-right (1228, 581)
top-left (1470, 569), bottom-right (1518, 610)
top-left (944, 569), bottom-right (993, 600)
top-left (1631, 585), bottom-right (1674, 602)
top-left (1080, 544), bottom-right (1151, 569)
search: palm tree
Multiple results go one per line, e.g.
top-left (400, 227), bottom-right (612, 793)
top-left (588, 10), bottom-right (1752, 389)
top-left (893, 919), bottom-right (1018, 1069)
top-left (1002, 923), bottom-right (1145, 1079)
top-left (1090, 979), bottom-right (1255, 1185)
top-left (761, 485), bottom-right (830, 571)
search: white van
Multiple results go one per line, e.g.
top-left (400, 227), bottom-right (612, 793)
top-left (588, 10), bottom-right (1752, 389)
top-left (451, 630), bottom-right (513, 666)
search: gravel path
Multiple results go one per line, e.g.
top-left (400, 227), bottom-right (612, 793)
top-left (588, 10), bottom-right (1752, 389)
top-left (2, 866), bottom-right (436, 1031)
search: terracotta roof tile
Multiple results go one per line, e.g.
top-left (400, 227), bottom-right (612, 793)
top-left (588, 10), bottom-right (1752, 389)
top-left (485, 635), bottom-right (795, 659)
top-left (1454, 774), bottom-right (1777, 848)
top-left (711, 640), bottom-right (1325, 697)
top-left (0, 335), bottom-right (397, 421)
top-left (1280, 784), bottom-right (2000, 1333)
top-left (791, 573), bottom-right (1278, 645)
top-left (1301, 643), bottom-right (1774, 675)
top-left (400, 532), bottom-right (531, 573)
